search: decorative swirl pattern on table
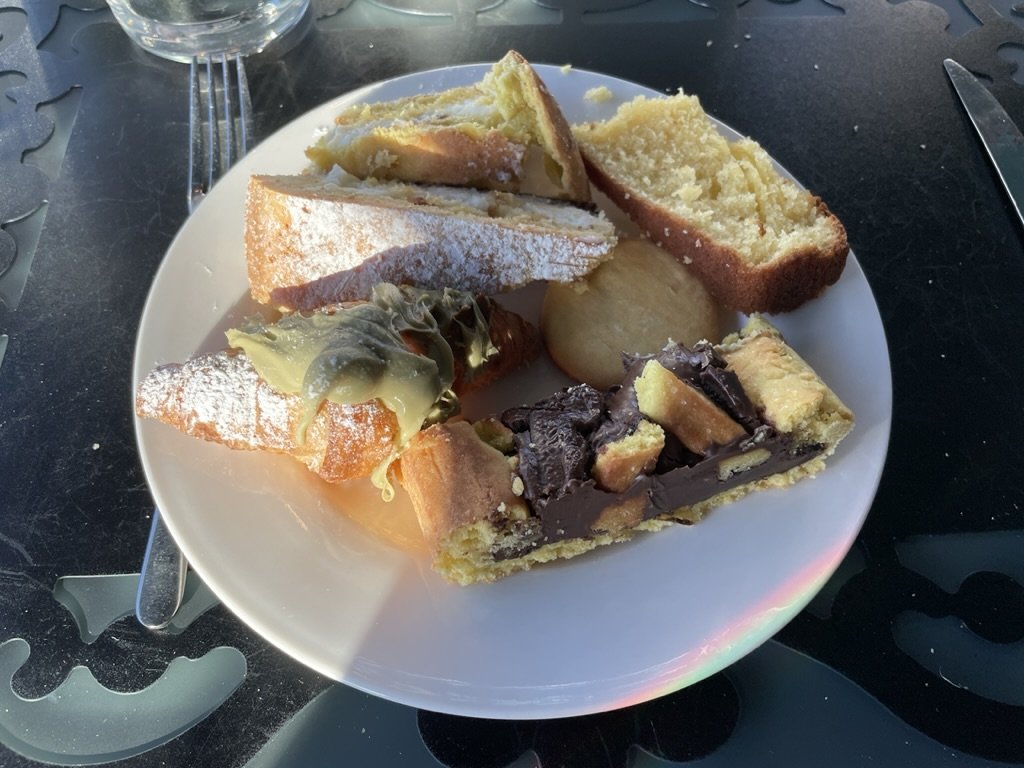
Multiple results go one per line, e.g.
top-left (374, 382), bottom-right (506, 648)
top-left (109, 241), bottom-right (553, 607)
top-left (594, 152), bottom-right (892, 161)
top-left (0, 1), bottom-right (85, 312)
top-left (0, 639), bottom-right (245, 766)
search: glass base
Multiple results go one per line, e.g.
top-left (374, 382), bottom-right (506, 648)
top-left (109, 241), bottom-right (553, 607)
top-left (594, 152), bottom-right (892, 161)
top-left (108, 0), bottom-right (311, 62)
top-left (365, 0), bottom-right (506, 15)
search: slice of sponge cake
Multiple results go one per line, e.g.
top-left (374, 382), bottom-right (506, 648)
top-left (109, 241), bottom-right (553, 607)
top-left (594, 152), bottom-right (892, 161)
top-left (573, 93), bottom-right (849, 313)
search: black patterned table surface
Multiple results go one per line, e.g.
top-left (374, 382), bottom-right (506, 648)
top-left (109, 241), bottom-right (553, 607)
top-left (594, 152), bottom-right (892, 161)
top-left (2, 0), bottom-right (1024, 765)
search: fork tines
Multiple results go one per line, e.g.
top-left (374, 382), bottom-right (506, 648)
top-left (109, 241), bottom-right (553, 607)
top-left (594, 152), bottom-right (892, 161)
top-left (188, 54), bottom-right (253, 214)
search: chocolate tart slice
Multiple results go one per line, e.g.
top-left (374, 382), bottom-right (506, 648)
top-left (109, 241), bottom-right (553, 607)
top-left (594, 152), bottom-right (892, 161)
top-left (398, 316), bottom-right (854, 585)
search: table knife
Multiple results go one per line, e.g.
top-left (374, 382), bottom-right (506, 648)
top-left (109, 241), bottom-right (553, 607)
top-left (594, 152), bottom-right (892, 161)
top-left (944, 58), bottom-right (1024, 228)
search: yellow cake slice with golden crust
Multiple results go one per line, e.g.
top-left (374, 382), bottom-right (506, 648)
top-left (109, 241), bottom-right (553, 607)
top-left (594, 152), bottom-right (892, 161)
top-left (573, 93), bottom-right (849, 313)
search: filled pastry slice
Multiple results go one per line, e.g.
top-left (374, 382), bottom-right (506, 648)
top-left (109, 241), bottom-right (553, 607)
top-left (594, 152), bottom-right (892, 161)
top-left (136, 284), bottom-right (541, 494)
top-left (305, 50), bottom-right (591, 202)
top-left (398, 316), bottom-right (854, 584)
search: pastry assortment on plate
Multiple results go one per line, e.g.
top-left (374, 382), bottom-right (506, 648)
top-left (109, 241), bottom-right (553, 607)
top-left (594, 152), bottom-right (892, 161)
top-left (137, 51), bottom-right (855, 584)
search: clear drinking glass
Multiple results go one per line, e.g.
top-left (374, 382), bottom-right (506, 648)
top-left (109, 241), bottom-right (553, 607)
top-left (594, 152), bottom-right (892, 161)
top-left (107, 0), bottom-right (311, 62)
top-left (365, 0), bottom-right (506, 14)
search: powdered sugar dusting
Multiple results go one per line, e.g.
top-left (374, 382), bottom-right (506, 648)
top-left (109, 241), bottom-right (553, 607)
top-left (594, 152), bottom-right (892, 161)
top-left (137, 352), bottom-right (294, 450)
top-left (137, 349), bottom-right (399, 482)
top-left (249, 176), bottom-right (617, 309)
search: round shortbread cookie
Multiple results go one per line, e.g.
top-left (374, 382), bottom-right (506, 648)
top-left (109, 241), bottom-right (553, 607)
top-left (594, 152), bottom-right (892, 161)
top-left (541, 237), bottom-right (728, 389)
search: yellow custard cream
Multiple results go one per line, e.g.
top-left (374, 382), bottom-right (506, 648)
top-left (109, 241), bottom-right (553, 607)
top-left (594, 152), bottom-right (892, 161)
top-left (226, 283), bottom-right (497, 497)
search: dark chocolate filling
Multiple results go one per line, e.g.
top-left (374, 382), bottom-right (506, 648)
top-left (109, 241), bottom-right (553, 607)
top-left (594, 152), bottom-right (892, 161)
top-left (494, 341), bottom-right (824, 560)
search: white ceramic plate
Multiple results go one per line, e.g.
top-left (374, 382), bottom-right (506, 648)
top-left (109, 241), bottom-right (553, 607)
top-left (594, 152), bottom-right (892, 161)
top-left (134, 63), bottom-right (891, 719)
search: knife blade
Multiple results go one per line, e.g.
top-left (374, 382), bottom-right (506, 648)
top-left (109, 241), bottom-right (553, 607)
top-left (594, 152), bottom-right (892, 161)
top-left (944, 58), bottom-right (1024, 228)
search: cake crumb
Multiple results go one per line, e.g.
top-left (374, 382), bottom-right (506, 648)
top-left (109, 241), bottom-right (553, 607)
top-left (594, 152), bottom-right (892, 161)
top-left (560, 63), bottom-right (573, 74)
top-left (584, 85), bottom-right (614, 103)
top-left (91, 443), bottom-right (100, 450)
top-left (706, 39), bottom-right (713, 47)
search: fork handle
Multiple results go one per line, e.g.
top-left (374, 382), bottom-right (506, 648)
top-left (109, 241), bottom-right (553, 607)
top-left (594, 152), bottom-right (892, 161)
top-left (136, 508), bottom-right (188, 630)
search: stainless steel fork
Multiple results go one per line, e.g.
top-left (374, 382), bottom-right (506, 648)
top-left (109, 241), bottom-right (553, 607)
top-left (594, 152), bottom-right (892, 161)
top-left (136, 509), bottom-right (187, 630)
top-left (188, 53), bottom-right (254, 213)
top-left (136, 53), bottom-right (253, 630)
